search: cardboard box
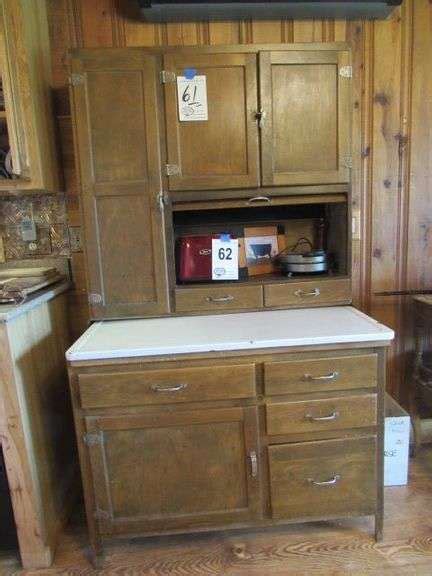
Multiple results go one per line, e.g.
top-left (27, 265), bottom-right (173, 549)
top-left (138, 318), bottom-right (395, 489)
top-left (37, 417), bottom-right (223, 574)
top-left (384, 394), bottom-right (410, 486)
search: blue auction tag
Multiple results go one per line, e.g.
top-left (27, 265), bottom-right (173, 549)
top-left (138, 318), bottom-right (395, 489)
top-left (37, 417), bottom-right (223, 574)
top-left (220, 233), bottom-right (231, 243)
top-left (184, 68), bottom-right (196, 80)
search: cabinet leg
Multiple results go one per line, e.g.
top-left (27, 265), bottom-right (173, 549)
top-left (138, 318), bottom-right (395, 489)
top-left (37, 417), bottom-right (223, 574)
top-left (87, 541), bottom-right (105, 569)
top-left (375, 512), bottom-right (383, 542)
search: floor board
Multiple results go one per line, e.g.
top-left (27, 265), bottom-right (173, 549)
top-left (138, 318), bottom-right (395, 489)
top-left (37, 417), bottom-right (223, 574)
top-left (2, 448), bottom-right (432, 576)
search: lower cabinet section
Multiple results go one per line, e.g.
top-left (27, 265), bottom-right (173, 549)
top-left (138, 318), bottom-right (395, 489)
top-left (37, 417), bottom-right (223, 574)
top-left (268, 437), bottom-right (377, 519)
top-left (69, 345), bottom-right (386, 561)
top-left (85, 406), bottom-right (261, 534)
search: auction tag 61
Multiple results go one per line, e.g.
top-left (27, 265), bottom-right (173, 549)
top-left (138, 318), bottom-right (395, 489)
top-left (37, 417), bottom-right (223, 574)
top-left (212, 236), bottom-right (239, 281)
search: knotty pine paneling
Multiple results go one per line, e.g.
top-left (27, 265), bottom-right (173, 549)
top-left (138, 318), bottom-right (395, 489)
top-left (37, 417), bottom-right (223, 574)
top-left (47, 0), bottom-right (432, 402)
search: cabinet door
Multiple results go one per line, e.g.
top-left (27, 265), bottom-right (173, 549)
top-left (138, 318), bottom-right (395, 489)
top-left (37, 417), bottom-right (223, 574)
top-left (163, 53), bottom-right (259, 191)
top-left (259, 50), bottom-right (351, 186)
top-left (84, 407), bottom-right (261, 534)
top-left (70, 51), bottom-right (169, 319)
top-left (0, 0), bottom-right (59, 191)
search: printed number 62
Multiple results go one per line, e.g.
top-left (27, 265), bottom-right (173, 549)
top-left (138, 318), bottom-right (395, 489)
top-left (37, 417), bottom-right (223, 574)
top-left (218, 247), bottom-right (232, 260)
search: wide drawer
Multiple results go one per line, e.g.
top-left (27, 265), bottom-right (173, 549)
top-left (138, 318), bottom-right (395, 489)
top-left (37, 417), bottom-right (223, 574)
top-left (268, 436), bottom-right (377, 519)
top-left (264, 278), bottom-right (351, 308)
top-left (175, 285), bottom-right (263, 313)
top-left (266, 393), bottom-right (377, 436)
top-left (264, 354), bottom-right (378, 395)
top-left (78, 364), bottom-right (256, 408)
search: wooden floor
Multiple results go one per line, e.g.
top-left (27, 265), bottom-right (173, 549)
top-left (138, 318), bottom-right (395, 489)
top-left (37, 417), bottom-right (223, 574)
top-left (3, 447), bottom-right (432, 576)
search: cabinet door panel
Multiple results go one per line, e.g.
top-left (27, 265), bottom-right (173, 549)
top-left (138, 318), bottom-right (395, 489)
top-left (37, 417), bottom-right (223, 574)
top-left (164, 53), bottom-right (259, 191)
top-left (70, 53), bottom-right (169, 318)
top-left (260, 50), bottom-right (351, 186)
top-left (85, 407), bottom-right (261, 534)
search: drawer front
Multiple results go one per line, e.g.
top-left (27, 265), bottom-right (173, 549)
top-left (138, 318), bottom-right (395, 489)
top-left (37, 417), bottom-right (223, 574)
top-left (264, 278), bottom-right (351, 308)
top-left (264, 354), bottom-right (378, 395)
top-left (78, 364), bottom-right (256, 408)
top-left (266, 393), bottom-right (377, 436)
top-left (175, 285), bottom-right (263, 313)
top-left (268, 436), bottom-right (377, 519)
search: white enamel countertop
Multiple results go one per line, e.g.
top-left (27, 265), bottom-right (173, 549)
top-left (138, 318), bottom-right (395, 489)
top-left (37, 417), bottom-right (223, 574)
top-left (0, 281), bottom-right (70, 323)
top-left (66, 306), bottom-right (394, 362)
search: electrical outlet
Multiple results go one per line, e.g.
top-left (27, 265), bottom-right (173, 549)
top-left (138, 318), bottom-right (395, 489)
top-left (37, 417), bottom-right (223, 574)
top-left (68, 226), bottom-right (83, 252)
top-left (21, 218), bottom-right (37, 242)
top-left (352, 211), bottom-right (361, 241)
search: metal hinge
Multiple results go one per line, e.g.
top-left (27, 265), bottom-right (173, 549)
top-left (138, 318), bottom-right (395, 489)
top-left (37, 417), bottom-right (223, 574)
top-left (339, 65), bottom-right (353, 79)
top-left (165, 164), bottom-right (181, 176)
top-left (160, 70), bottom-right (176, 84)
top-left (342, 155), bottom-right (353, 169)
top-left (88, 292), bottom-right (103, 305)
top-left (83, 432), bottom-right (103, 446)
top-left (69, 73), bottom-right (85, 86)
top-left (94, 508), bottom-right (110, 521)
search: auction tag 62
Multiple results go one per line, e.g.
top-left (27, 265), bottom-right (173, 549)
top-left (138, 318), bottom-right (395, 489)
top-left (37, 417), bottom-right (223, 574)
top-left (212, 236), bottom-right (239, 281)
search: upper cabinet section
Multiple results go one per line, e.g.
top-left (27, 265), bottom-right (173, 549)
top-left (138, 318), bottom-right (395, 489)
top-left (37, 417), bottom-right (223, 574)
top-left (0, 0), bottom-right (60, 193)
top-left (163, 52), bottom-right (260, 191)
top-left (162, 46), bottom-right (351, 193)
top-left (259, 50), bottom-right (351, 187)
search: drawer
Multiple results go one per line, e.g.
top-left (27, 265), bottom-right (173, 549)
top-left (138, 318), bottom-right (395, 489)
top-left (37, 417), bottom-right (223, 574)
top-left (268, 436), bottom-right (377, 519)
top-left (264, 354), bottom-right (378, 395)
top-left (264, 278), bottom-right (351, 308)
top-left (175, 285), bottom-right (263, 313)
top-left (266, 393), bottom-right (377, 436)
top-left (78, 364), bottom-right (256, 408)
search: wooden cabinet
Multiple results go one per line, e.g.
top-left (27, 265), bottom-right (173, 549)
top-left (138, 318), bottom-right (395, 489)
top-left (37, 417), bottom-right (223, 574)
top-left (68, 345), bottom-right (386, 563)
top-left (70, 51), bottom-right (169, 319)
top-left (163, 53), bottom-right (260, 191)
top-left (84, 407), bottom-right (261, 534)
top-left (70, 45), bottom-right (352, 320)
top-left (163, 46), bottom-right (351, 192)
top-left (259, 50), bottom-right (351, 186)
top-left (0, 0), bottom-right (59, 192)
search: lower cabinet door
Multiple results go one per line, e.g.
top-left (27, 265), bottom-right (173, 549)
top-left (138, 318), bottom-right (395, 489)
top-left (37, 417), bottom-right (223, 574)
top-left (85, 407), bottom-right (261, 534)
top-left (268, 437), bottom-right (377, 520)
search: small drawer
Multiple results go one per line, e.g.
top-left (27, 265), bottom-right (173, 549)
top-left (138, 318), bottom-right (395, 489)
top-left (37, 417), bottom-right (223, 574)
top-left (266, 393), bottom-right (377, 436)
top-left (175, 285), bottom-right (263, 313)
top-left (268, 436), bottom-right (377, 519)
top-left (78, 364), bottom-right (256, 408)
top-left (264, 354), bottom-right (378, 395)
top-left (264, 278), bottom-right (351, 308)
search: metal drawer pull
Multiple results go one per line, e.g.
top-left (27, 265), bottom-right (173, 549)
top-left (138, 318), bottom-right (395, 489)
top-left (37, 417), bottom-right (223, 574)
top-left (308, 474), bottom-right (341, 487)
top-left (247, 196), bottom-right (271, 205)
top-left (294, 288), bottom-right (320, 298)
top-left (151, 383), bottom-right (187, 393)
top-left (303, 371), bottom-right (339, 382)
top-left (249, 451), bottom-right (258, 478)
top-left (206, 295), bottom-right (234, 303)
top-left (305, 410), bottom-right (339, 422)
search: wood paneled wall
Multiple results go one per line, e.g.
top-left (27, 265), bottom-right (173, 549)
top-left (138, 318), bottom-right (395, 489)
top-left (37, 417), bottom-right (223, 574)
top-left (48, 0), bottom-right (432, 403)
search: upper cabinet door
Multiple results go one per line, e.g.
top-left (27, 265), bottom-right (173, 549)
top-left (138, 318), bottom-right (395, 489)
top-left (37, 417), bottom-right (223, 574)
top-left (70, 51), bottom-right (169, 319)
top-left (259, 50), bottom-right (351, 187)
top-left (163, 53), bottom-right (260, 192)
top-left (0, 0), bottom-right (59, 192)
